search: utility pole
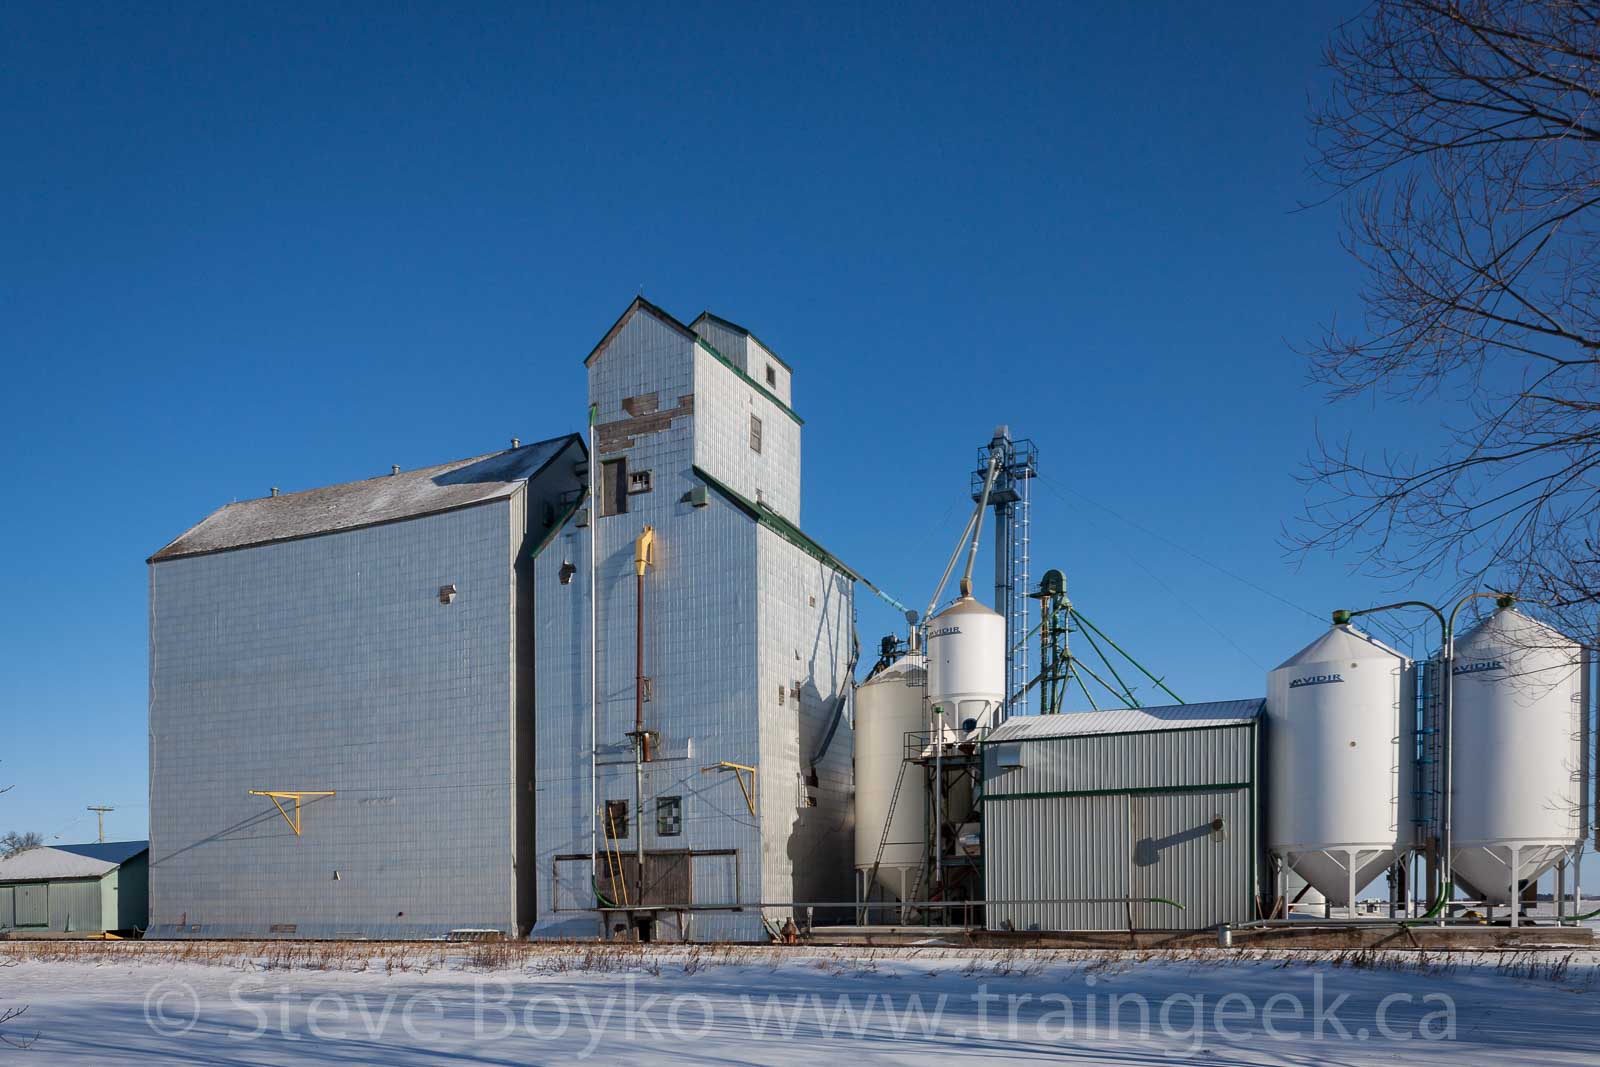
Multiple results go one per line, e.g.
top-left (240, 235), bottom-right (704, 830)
top-left (87, 806), bottom-right (114, 843)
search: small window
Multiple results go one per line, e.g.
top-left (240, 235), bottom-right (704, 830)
top-left (600, 459), bottom-right (628, 516)
top-left (628, 470), bottom-right (653, 494)
top-left (604, 799), bottom-right (630, 838)
top-left (765, 364), bottom-right (777, 387)
top-left (750, 415), bottom-right (763, 454)
top-left (656, 796), bottom-right (682, 837)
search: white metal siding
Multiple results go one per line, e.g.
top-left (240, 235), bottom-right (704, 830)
top-left (535, 308), bottom-right (766, 941)
top-left (692, 344), bottom-right (801, 524)
top-left (149, 500), bottom-right (523, 939)
top-left (533, 304), bottom-right (846, 941)
top-left (755, 526), bottom-right (855, 915)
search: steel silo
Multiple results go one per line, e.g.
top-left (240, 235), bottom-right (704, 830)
top-left (1266, 623), bottom-right (1416, 907)
top-left (853, 653), bottom-right (929, 903)
top-left (925, 595), bottom-right (1005, 730)
top-left (1448, 606), bottom-right (1589, 905)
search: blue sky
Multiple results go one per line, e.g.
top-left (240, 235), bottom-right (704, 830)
top-left (6, 3), bottom-right (1573, 888)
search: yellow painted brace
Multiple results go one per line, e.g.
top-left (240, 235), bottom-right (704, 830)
top-left (700, 761), bottom-right (758, 816)
top-left (249, 790), bottom-right (336, 835)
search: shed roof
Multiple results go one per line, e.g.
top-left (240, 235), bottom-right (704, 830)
top-left (150, 434), bottom-right (580, 562)
top-left (984, 699), bottom-right (1264, 742)
top-left (53, 840), bottom-right (150, 865)
top-left (0, 841), bottom-right (147, 881)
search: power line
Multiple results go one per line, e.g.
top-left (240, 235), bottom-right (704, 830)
top-left (1035, 474), bottom-right (1418, 655)
top-left (1034, 478), bottom-right (1266, 671)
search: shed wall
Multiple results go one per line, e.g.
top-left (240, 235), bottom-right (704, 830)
top-left (985, 723), bottom-right (1257, 931)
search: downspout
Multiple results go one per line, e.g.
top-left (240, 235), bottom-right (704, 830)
top-left (919, 506), bottom-right (981, 649)
top-left (960, 452), bottom-right (1002, 599)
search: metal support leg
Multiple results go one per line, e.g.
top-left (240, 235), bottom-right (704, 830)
top-left (1509, 846), bottom-right (1521, 929)
top-left (1557, 858), bottom-right (1567, 924)
top-left (1346, 850), bottom-right (1358, 920)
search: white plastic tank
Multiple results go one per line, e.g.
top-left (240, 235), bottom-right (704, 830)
top-left (1267, 623), bottom-right (1416, 907)
top-left (1448, 606), bottom-right (1589, 905)
top-left (853, 654), bottom-right (929, 901)
top-left (925, 596), bottom-right (1005, 730)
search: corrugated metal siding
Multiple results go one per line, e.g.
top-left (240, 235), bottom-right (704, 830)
top-left (1130, 789), bottom-right (1251, 929)
top-left (14, 883), bottom-right (46, 927)
top-left (986, 723), bottom-right (1257, 931)
top-left (988, 795), bottom-right (1130, 931)
top-left (48, 879), bottom-right (102, 932)
top-left (985, 724), bottom-right (1254, 795)
top-left (986, 700), bottom-right (1263, 741)
top-left (0, 885), bottom-right (12, 928)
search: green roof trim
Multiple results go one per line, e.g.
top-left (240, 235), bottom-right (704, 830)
top-left (984, 782), bottom-right (1250, 802)
top-left (530, 495), bottom-right (584, 559)
top-left (691, 310), bottom-right (795, 373)
top-left (696, 339), bottom-right (803, 425)
top-left (692, 465), bottom-right (858, 581)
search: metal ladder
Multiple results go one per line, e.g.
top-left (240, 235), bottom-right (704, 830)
top-left (863, 758), bottom-right (911, 910)
top-left (1009, 474), bottom-right (1031, 719)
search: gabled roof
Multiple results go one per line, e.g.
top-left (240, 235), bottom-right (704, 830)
top-left (689, 310), bottom-right (794, 371)
top-left (985, 700), bottom-right (1264, 742)
top-left (584, 298), bottom-right (803, 424)
top-left (0, 841), bottom-right (147, 881)
top-left (584, 296), bottom-right (699, 366)
top-left (150, 434), bottom-right (581, 563)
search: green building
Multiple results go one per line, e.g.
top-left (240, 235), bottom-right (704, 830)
top-left (0, 841), bottom-right (148, 935)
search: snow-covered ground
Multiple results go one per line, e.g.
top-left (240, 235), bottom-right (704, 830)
top-left (3, 943), bottom-right (1598, 1064)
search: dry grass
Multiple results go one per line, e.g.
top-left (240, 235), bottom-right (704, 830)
top-left (0, 938), bottom-right (1593, 986)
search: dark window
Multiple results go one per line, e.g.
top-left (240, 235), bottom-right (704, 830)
top-left (750, 415), bottom-right (763, 454)
top-left (601, 459), bottom-right (628, 516)
top-left (765, 364), bottom-right (778, 387)
top-left (628, 469), bottom-right (653, 494)
top-left (656, 796), bottom-right (682, 836)
top-left (604, 799), bottom-right (629, 838)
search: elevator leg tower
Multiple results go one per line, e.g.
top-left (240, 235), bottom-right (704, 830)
top-left (972, 427), bottom-right (1038, 723)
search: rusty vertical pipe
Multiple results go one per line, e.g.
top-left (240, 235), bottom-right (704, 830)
top-left (634, 526), bottom-right (654, 762)
top-left (636, 569), bottom-right (650, 762)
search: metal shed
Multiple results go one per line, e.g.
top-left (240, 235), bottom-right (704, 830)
top-left (0, 841), bottom-right (149, 935)
top-left (982, 701), bottom-right (1262, 932)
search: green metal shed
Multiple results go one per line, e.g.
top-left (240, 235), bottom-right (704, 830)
top-left (0, 841), bottom-right (148, 935)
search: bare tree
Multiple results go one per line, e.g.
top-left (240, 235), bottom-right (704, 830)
top-left (1297, 0), bottom-right (1600, 638)
top-left (0, 767), bottom-right (34, 1049)
top-left (0, 832), bottom-right (42, 859)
